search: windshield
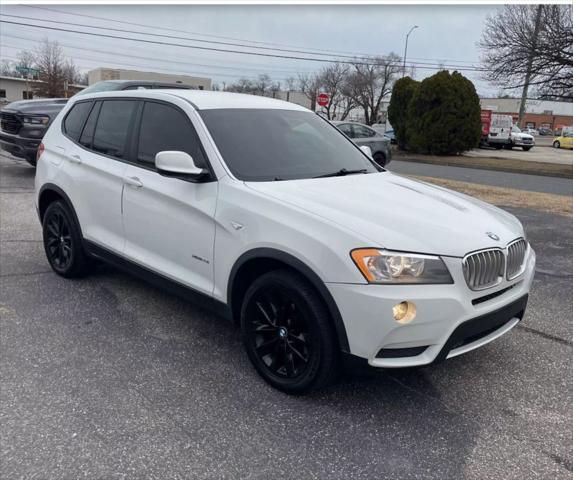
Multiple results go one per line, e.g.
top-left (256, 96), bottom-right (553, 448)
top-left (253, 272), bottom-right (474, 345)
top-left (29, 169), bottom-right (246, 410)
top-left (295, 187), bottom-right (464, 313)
top-left (199, 109), bottom-right (378, 181)
top-left (74, 81), bottom-right (123, 97)
top-left (512, 125), bottom-right (521, 133)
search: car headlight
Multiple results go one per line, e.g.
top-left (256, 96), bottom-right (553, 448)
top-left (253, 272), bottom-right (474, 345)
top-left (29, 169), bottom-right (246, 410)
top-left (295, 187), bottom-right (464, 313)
top-left (350, 249), bottom-right (453, 284)
top-left (22, 115), bottom-right (50, 125)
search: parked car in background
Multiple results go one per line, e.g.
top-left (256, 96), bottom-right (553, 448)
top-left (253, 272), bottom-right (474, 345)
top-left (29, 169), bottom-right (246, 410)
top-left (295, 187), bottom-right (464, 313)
top-left (486, 114), bottom-right (513, 149)
top-left (538, 127), bottom-right (553, 136)
top-left (524, 127), bottom-right (538, 136)
top-left (383, 129), bottom-right (396, 144)
top-left (553, 131), bottom-right (573, 149)
top-left (0, 80), bottom-right (192, 166)
top-left (35, 90), bottom-right (535, 393)
top-left (508, 124), bottom-right (535, 151)
top-left (331, 121), bottom-right (392, 166)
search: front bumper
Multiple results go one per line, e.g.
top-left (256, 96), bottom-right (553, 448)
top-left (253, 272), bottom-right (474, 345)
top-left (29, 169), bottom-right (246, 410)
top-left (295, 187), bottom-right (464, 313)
top-left (0, 131), bottom-right (41, 160)
top-left (512, 138), bottom-right (535, 147)
top-left (327, 246), bottom-right (535, 367)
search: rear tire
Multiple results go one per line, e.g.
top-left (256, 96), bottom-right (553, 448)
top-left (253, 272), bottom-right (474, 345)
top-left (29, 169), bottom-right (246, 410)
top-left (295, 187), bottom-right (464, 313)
top-left (553, 141), bottom-right (560, 148)
top-left (373, 152), bottom-right (387, 167)
top-left (42, 201), bottom-right (93, 278)
top-left (241, 270), bottom-right (339, 394)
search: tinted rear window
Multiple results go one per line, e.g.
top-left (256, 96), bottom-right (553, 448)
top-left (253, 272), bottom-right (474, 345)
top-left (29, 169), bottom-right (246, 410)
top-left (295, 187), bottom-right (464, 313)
top-left (92, 100), bottom-right (136, 159)
top-left (63, 101), bottom-right (92, 141)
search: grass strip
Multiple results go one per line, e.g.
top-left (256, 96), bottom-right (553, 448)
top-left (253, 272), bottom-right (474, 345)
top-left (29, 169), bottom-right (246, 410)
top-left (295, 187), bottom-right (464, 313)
top-left (395, 152), bottom-right (573, 179)
top-left (409, 175), bottom-right (573, 218)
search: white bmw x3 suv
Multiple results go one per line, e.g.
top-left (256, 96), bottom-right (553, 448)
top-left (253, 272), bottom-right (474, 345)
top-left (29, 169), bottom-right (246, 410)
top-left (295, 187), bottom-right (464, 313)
top-left (35, 90), bottom-right (535, 393)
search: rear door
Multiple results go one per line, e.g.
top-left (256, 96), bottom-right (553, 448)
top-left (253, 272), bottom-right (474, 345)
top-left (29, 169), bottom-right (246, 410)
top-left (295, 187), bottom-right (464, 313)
top-left (121, 100), bottom-right (217, 295)
top-left (62, 99), bottom-right (138, 254)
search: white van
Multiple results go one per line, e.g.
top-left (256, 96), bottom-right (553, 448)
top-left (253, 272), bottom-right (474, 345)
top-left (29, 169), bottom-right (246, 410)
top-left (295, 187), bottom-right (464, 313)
top-left (488, 114), bottom-right (513, 149)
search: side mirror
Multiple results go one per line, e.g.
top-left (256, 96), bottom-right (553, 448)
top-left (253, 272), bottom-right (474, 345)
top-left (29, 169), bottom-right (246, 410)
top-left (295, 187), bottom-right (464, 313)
top-left (155, 151), bottom-right (208, 180)
top-left (360, 145), bottom-right (373, 158)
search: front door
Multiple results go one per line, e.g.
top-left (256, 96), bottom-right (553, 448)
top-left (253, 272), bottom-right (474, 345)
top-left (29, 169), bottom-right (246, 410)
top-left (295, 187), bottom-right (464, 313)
top-left (121, 100), bottom-right (217, 295)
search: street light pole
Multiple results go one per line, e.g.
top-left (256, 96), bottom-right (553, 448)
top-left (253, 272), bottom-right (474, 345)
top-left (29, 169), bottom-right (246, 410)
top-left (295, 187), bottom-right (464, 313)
top-left (403, 25), bottom-right (419, 77)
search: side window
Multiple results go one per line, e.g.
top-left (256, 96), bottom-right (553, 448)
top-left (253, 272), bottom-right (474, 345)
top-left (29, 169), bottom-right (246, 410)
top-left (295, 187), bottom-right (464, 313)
top-left (92, 100), bottom-right (136, 159)
top-left (337, 123), bottom-right (354, 138)
top-left (63, 101), bottom-right (92, 141)
top-left (79, 101), bottom-right (101, 148)
top-left (353, 125), bottom-right (376, 138)
top-left (137, 102), bottom-right (206, 167)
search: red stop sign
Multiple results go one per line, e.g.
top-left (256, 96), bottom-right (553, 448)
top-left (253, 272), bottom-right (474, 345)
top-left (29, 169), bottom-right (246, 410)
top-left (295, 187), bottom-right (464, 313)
top-left (317, 93), bottom-right (330, 107)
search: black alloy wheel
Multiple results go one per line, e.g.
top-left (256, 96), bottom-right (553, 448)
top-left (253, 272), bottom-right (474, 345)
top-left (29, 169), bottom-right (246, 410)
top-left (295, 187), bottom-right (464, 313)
top-left (45, 209), bottom-right (73, 271)
top-left (241, 270), bottom-right (338, 393)
top-left (42, 201), bottom-right (93, 278)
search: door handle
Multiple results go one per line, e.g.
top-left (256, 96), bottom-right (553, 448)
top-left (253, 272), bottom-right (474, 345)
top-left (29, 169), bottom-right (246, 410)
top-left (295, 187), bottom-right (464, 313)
top-left (69, 154), bottom-right (82, 164)
top-left (125, 176), bottom-right (143, 188)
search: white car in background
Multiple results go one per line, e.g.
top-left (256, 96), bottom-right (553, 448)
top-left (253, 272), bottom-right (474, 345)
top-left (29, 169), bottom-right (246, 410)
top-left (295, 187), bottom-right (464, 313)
top-left (508, 125), bottom-right (535, 151)
top-left (35, 90), bottom-right (535, 393)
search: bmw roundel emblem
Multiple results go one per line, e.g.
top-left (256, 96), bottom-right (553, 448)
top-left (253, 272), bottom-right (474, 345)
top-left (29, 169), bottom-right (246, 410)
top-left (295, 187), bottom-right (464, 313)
top-left (486, 232), bottom-right (500, 241)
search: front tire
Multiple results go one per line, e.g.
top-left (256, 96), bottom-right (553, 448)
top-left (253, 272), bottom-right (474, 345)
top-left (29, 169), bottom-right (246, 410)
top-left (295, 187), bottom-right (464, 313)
top-left (42, 201), bottom-right (93, 278)
top-left (523, 146), bottom-right (532, 151)
top-left (553, 141), bottom-right (560, 148)
top-left (241, 270), bottom-right (338, 394)
top-left (373, 152), bottom-right (387, 167)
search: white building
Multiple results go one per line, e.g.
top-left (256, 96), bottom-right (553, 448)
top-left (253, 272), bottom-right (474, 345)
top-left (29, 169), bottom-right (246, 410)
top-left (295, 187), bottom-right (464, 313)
top-left (0, 76), bottom-right (85, 103)
top-left (88, 68), bottom-right (211, 90)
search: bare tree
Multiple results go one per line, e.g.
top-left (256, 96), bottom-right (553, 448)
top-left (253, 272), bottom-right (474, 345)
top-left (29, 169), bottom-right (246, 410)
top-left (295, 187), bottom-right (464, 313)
top-left (343, 54), bottom-right (402, 124)
top-left (319, 62), bottom-right (354, 120)
top-left (285, 76), bottom-right (297, 92)
top-left (34, 39), bottom-right (68, 97)
top-left (227, 77), bottom-right (254, 94)
top-left (255, 74), bottom-right (272, 96)
top-left (0, 59), bottom-right (16, 77)
top-left (16, 50), bottom-right (37, 77)
top-left (479, 4), bottom-right (573, 104)
top-left (298, 72), bottom-right (322, 111)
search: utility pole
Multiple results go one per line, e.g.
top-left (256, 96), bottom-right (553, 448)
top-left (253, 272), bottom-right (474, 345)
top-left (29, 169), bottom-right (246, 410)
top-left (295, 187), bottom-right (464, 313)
top-left (403, 25), bottom-right (419, 77)
top-left (518, 4), bottom-right (543, 128)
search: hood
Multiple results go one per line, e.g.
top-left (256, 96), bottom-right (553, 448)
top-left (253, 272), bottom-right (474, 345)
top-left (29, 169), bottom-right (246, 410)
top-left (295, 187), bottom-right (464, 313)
top-left (246, 172), bottom-right (524, 257)
top-left (512, 132), bottom-right (534, 140)
top-left (2, 99), bottom-right (68, 116)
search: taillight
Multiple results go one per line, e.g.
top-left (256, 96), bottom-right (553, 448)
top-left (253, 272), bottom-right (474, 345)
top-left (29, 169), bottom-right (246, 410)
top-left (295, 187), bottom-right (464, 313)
top-left (37, 142), bottom-right (45, 162)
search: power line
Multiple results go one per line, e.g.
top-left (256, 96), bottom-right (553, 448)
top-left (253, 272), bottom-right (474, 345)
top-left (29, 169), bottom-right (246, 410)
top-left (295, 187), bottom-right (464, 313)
top-left (22, 4), bottom-right (388, 59)
top-left (2, 12), bottom-right (370, 61)
top-left (0, 34), bottom-right (316, 76)
top-left (0, 53), bottom-right (296, 83)
top-left (0, 18), bottom-right (488, 72)
top-left (23, 5), bottom-right (482, 66)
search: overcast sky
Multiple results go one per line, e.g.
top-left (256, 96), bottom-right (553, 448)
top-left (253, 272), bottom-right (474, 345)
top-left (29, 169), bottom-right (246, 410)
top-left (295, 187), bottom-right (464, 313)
top-left (0, 4), bottom-right (502, 95)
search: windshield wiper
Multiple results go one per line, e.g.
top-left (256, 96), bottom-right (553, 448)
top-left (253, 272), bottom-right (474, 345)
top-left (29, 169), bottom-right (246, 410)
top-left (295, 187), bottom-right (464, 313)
top-left (313, 168), bottom-right (369, 178)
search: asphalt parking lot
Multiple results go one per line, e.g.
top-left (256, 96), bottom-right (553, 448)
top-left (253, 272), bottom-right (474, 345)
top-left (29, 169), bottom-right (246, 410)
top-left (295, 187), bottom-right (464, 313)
top-left (1, 152), bottom-right (572, 479)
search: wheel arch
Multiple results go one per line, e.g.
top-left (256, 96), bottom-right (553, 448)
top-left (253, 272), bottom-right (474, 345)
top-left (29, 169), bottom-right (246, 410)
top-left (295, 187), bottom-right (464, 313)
top-left (228, 248), bottom-right (350, 353)
top-left (38, 184), bottom-right (83, 237)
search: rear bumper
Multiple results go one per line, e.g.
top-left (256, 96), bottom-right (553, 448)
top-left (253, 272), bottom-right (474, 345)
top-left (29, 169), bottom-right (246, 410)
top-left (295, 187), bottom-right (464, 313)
top-left (0, 131), bottom-right (40, 160)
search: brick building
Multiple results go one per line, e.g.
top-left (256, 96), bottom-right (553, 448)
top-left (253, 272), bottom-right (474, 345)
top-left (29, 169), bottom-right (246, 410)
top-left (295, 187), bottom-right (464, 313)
top-left (480, 98), bottom-right (573, 131)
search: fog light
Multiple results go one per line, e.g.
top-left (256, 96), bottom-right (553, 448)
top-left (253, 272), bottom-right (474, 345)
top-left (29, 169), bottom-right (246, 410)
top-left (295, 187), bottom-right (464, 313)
top-left (392, 301), bottom-right (416, 324)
